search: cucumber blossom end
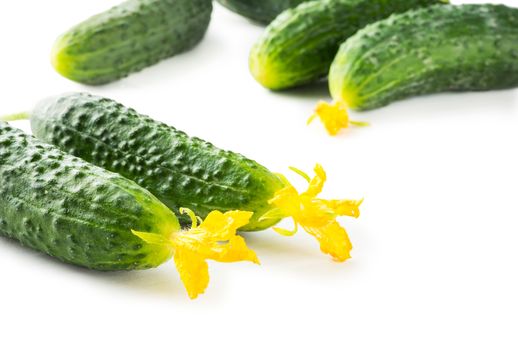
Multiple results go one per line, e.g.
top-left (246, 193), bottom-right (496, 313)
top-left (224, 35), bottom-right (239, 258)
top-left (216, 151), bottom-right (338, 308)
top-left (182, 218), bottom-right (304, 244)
top-left (261, 164), bottom-right (363, 262)
top-left (133, 208), bottom-right (259, 299)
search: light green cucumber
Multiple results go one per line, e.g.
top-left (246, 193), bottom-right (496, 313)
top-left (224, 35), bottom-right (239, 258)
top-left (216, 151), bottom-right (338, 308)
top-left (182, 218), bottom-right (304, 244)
top-left (52, 0), bottom-right (213, 85)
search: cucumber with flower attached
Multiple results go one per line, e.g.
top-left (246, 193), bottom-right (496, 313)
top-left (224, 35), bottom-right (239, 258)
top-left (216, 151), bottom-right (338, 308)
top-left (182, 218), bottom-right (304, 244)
top-left (0, 122), bottom-right (258, 299)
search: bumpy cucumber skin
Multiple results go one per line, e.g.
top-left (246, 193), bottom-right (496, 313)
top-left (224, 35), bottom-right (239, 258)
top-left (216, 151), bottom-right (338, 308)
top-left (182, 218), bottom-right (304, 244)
top-left (216, 0), bottom-right (307, 23)
top-left (250, 0), bottom-right (446, 90)
top-left (329, 4), bottom-right (518, 110)
top-left (0, 122), bottom-right (178, 271)
top-left (30, 93), bottom-right (284, 231)
top-left (52, 0), bottom-right (213, 85)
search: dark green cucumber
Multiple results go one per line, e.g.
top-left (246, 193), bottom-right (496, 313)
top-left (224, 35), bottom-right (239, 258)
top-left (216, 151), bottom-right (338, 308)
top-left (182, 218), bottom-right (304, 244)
top-left (329, 4), bottom-right (518, 110)
top-left (0, 122), bottom-right (178, 270)
top-left (52, 0), bottom-right (213, 85)
top-left (250, 0), bottom-right (446, 90)
top-left (216, 0), bottom-right (308, 23)
top-left (28, 93), bottom-right (284, 231)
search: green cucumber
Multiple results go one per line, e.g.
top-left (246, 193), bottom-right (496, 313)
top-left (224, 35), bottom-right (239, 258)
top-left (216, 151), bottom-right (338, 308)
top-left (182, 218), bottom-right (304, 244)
top-left (27, 93), bottom-right (284, 231)
top-left (329, 4), bottom-right (518, 110)
top-left (250, 0), bottom-right (446, 90)
top-left (216, 0), bottom-right (308, 23)
top-left (0, 122), bottom-right (178, 271)
top-left (52, 0), bottom-right (213, 85)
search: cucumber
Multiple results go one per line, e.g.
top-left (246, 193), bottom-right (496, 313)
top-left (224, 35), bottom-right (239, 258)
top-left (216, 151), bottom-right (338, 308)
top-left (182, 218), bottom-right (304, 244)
top-left (250, 0), bottom-right (446, 90)
top-left (329, 4), bottom-right (518, 110)
top-left (216, 0), bottom-right (308, 23)
top-left (27, 93), bottom-right (284, 232)
top-left (52, 0), bottom-right (213, 85)
top-left (0, 122), bottom-right (178, 271)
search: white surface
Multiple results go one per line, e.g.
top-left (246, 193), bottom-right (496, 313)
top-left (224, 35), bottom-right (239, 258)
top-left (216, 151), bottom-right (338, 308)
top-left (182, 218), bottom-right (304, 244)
top-left (1, 0), bottom-right (517, 349)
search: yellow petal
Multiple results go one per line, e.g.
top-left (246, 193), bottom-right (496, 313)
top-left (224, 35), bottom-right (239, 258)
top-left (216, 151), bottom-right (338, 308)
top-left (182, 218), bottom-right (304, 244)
top-left (174, 248), bottom-right (210, 299)
top-left (326, 198), bottom-right (364, 218)
top-left (303, 164), bottom-right (326, 197)
top-left (173, 209), bottom-right (258, 298)
top-left (268, 185), bottom-right (301, 218)
top-left (132, 209), bottom-right (258, 299)
top-left (209, 235), bottom-right (260, 264)
top-left (311, 101), bottom-right (350, 136)
top-left (268, 165), bottom-right (362, 261)
top-left (303, 221), bottom-right (352, 262)
top-left (309, 101), bottom-right (368, 136)
top-left (198, 210), bottom-right (254, 241)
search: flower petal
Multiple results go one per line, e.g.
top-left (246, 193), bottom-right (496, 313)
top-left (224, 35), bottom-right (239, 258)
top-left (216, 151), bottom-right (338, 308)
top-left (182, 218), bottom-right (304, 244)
top-left (303, 221), bottom-right (352, 262)
top-left (312, 101), bottom-right (350, 136)
top-left (303, 164), bottom-right (326, 197)
top-left (326, 199), bottom-right (364, 218)
top-left (268, 185), bottom-right (301, 218)
top-left (208, 235), bottom-right (260, 264)
top-left (268, 164), bottom-right (362, 261)
top-left (310, 101), bottom-right (369, 136)
top-left (199, 210), bottom-right (254, 241)
top-left (174, 248), bottom-right (210, 299)
top-left (132, 209), bottom-right (258, 299)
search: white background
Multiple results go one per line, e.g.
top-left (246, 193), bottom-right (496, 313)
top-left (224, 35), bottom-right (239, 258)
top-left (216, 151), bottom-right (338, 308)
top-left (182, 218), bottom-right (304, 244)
top-left (1, 0), bottom-right (517, 349)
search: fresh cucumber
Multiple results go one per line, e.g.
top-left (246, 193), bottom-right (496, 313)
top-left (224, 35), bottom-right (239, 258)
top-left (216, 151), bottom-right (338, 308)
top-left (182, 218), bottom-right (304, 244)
top-left (27, 93), bottom-right (284, 231)
top-left (250, 0), bottom-right (446, 90)
top-left (329, 4), bottom-right (518, 110)
top-left (216, 0), bottom-right (308, 23)
top-left (52, 0), bottom-right (213, 85)
top-left (0, 122), bottom-right (178, 271)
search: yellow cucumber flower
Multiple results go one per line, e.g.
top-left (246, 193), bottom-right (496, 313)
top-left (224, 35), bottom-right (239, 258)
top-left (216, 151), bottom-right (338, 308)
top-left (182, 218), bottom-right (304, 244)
top-left (132, 209), bottom-right (259, 299)
top-left (308, 101), bottom-right (369, 136)
top-left (261, 164), bottom-right (363, 262)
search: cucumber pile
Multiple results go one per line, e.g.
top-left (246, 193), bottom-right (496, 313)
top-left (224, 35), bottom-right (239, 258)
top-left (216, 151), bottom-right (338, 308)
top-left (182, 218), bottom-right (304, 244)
top-left (0, 122), bottom-right (258, 298)
top-left (28, 93), bottom-right (284, 231)
top-left (6, 93), bottom-right (363, 263)
top-left (1, 0), bottom-right (517, 298)
top-left (245, 1), bottom-right (518, 135)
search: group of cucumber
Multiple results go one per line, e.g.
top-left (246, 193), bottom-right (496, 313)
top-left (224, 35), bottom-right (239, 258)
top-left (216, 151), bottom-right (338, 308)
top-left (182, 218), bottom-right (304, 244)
top-left (1, 0), bottom-right (517, 298)
top-left (2, 92), bottom-right (362, 299)
top-left (52, 0), bottom-right (518, 134)
top-left (244, 0), bottom-right (518, 134)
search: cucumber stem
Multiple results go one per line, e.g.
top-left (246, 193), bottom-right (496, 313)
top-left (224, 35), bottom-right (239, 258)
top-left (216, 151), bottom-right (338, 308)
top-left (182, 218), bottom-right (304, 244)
top-left (0, 112), bottom-right (30, 122)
